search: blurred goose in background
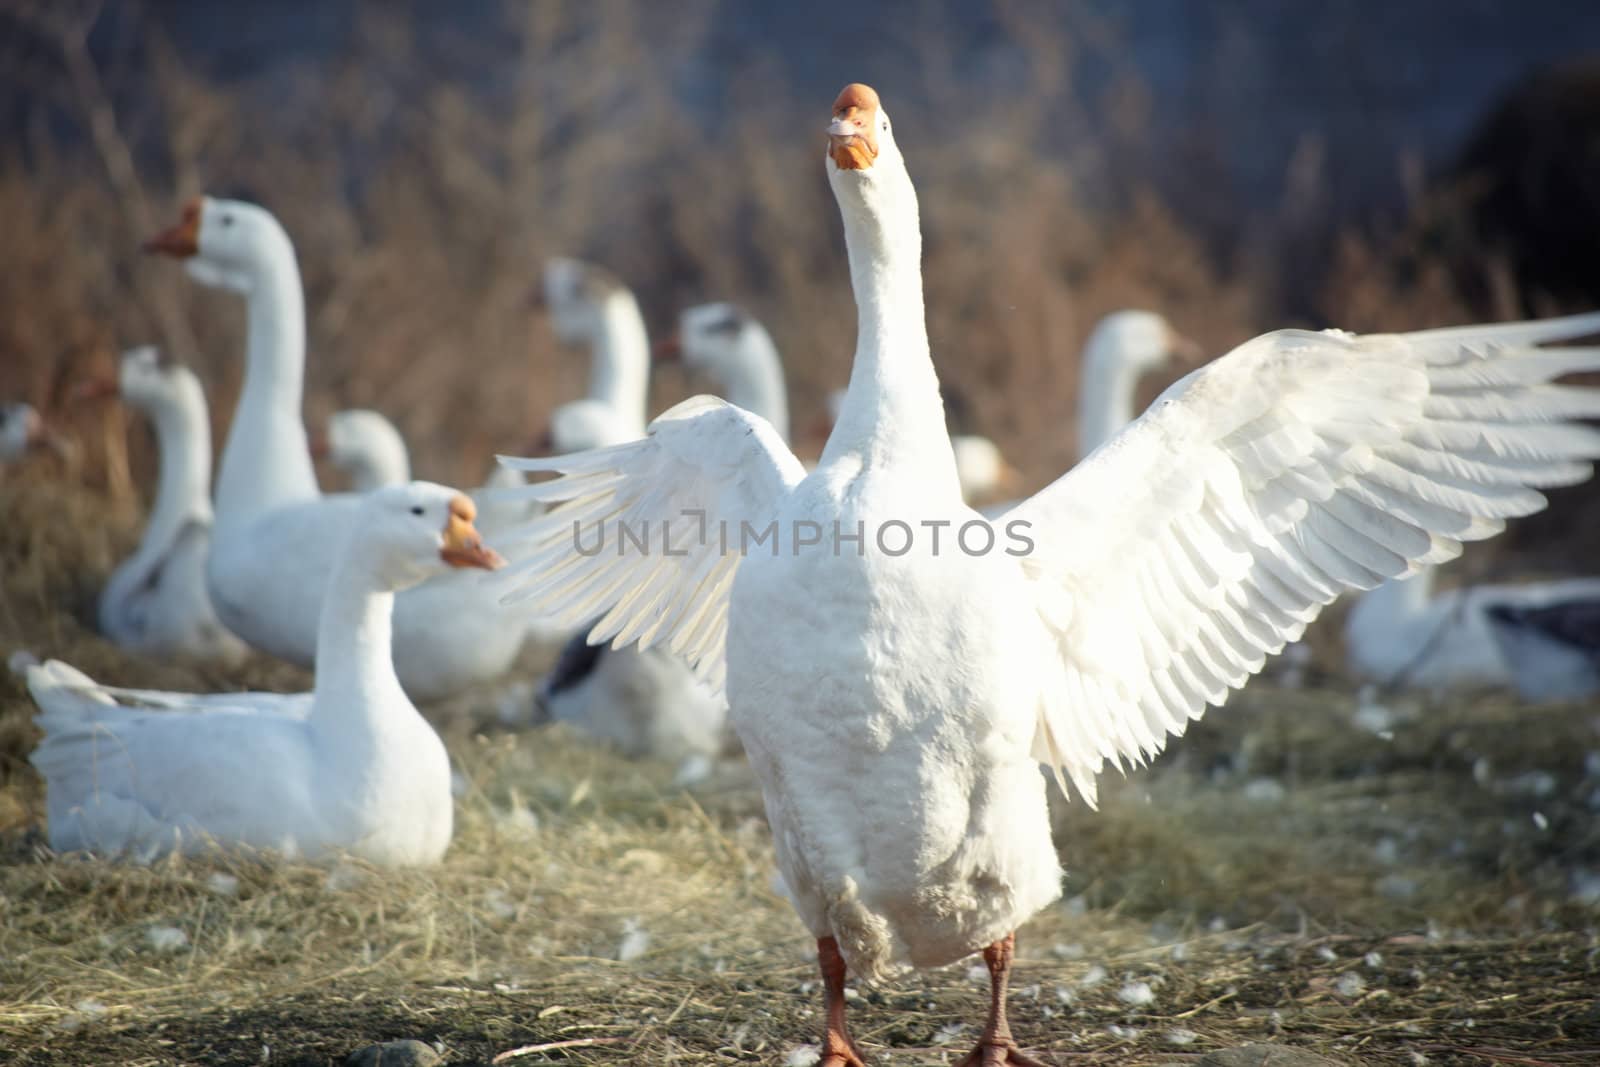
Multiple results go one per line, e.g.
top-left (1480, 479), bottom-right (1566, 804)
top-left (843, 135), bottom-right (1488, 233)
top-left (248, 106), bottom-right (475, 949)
top-left (90, 347), bottom-right (249, 666)
top-left (28, 483), bottom-right (502, 865)
top-left (1, 402), bottom-right (50, 464)
top-left (314, 408), bottom-right (410, 492)
top-left (315, 407), bottom-right (540, 538)
top-left (656, 301), bottom-right (791, 441)
top-left (1346, 566), bottom-right (1600, 694)
top-left (541, 257), bottom-right (649, 447)
top-left (1075, 308), bottom-right (1203, 457)
top-left (1485, 593), bottom-right (1600, 702)
top-left (522, 266), bottom-right (727, 762)
top-left (497, 83), bottom-right (1600, 1064)
top-left (143, 196), bottom-right (538, 702)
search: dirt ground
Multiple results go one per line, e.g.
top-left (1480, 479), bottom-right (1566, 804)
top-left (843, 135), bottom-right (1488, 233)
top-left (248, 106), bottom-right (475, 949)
top-left (2, 476), bottom-right (1598, 1066)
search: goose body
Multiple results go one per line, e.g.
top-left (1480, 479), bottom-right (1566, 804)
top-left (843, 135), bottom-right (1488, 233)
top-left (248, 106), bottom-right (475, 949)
top-left (96, 348), bottom-right (249, 666)
top-left (144, 197), bottom-right (531, 703)
top-left (29, 483), bottom-right (501, 864)
top-left (497, 85), bottom-right (1600, 1063)
top-left (1485, 593), bottom-right (1600, 701)
top-left (1346, 567), bottom-right (1600, 694)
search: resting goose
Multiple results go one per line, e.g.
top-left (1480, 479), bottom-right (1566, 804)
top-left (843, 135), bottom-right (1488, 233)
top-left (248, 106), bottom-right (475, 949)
top-left (28, 483), bottom-right (502, 865)
top-left (91, 347), bottom-right (250, 666)
top-left (497, 84), bottom-right (1600, 1064)
top-left (316, 409), bottom-right (411, 492)
top-left (1485, 594), bottom-right (1600, 702)
top-left (1345, 565), bottom-right (1600, 694)
top-left (143, 196), bottom-right (533, 702)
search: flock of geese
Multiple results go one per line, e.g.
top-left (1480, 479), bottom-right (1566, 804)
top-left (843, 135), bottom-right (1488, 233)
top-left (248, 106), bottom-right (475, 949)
top-left (8, 82), bottom-right (1600, 1062)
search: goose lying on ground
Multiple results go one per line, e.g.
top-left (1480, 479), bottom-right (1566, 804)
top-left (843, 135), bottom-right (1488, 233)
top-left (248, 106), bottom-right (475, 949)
top-left (1485, 593), bottom-right (1600, 701)
top-left (143, 196), bottom-right (534, 702)
top-left (497, 84), bottom-right (1600, 1064)
top-left (1346, 565), bottom-right (1600, 694)
top-left (28, 482), bottom-right (502, 865)
top-left (90, 347), bottom-right (249, 666)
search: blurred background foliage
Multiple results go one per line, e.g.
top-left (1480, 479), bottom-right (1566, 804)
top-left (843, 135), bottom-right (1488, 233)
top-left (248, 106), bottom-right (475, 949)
top-left (2, 0), bottom-right (1598, 563)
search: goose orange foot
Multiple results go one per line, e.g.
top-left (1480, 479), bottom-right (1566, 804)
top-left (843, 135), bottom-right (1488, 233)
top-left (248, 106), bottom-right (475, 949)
top-left (953, 932), bottom-right (1054, 1067)
top-left (816, 935), bottom-right (869, 1067)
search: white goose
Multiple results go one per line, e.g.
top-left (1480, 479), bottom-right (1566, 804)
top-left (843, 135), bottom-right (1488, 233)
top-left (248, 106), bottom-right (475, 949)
top-left (1075, 309), bottom-right (1200, 457)
top-left (1, 402), bottom-right (49, 464)
top-left (528, 266), bottom-right (728, 760)
top-left (28, 482), bottom-right (502, 865)
top-left (658, 302), bottom-right (791, 442)
top-left (316, 409), bottom-right (410, 492)
top-left (542, 257), bottom-right (650, 447)
top-left (92, 347), bottom-right (250, 666)
top-left (1345, 565), bottom-right (1600, 694)
top-left (824, 388), bottom-right (1023, 505)
top-left (497, 84), bottom-right (1600, 1064)
top-left (143, 197), bottom-right (532, 702)
top-left (1484, 591), bottom-right (1600, 702)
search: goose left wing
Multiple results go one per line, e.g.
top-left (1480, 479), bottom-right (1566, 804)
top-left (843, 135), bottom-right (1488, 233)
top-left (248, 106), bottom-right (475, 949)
top-left (495, 396), bottom-right (806, 695)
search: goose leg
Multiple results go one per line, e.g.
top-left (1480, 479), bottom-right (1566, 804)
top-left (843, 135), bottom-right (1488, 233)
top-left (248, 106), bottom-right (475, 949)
top-left (817, 935), bottom-right (868, 1067)
top-left (956, 932), bottom-right (1051, 1066)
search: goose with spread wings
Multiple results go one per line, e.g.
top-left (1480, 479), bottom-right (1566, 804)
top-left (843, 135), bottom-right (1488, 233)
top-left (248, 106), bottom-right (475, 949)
top-left (496, 83), bottom-right (1600, 1066)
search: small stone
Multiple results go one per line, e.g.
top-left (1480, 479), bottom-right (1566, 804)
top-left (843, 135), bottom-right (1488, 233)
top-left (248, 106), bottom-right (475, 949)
top-left (344, 1039), bottom-right (442, 1067)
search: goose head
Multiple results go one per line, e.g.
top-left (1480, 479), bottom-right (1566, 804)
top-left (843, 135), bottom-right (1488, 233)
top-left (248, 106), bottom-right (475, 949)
top-left (543, 257), bottom-right (625, 346)
top-left (111, 345), bottom-right (199, 419)
top-left (825, 83), bottom-right (915, 225)
top-left (657, 302), bottom-right (769, 376)
top-left (0, 403), bottom-right (47, 462)
top-left (145, 196), bottom-right (294, 294)
top-left (362, 482), bottom-right (506, 590)
top-left (1084, 310), bottom-right (1204, 377)
top-left (316, 409), bottom-right (412, 492)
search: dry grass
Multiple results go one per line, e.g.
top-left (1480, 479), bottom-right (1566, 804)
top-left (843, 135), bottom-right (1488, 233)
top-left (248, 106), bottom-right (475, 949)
top-left (3, 480), bottom-right (1599, 1065)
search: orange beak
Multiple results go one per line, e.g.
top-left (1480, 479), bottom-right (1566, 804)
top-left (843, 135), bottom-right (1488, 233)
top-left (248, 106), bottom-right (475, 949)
top-left (308, 428), bottom-right (331, 460)
top-left (652, 334), bottom-right (682, 363)
top-left (143, 196), bottom-right (203, 257)
top-left (439, 494), bottom-right (506, 570)
top-left (828, 83), bottom-right (881, 171)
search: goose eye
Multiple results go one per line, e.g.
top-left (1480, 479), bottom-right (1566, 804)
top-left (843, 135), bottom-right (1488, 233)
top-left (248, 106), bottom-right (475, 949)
top-left (221, 215), bottom-right (235, 228)
top-left (410, 506), bottom-right (425, 516)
